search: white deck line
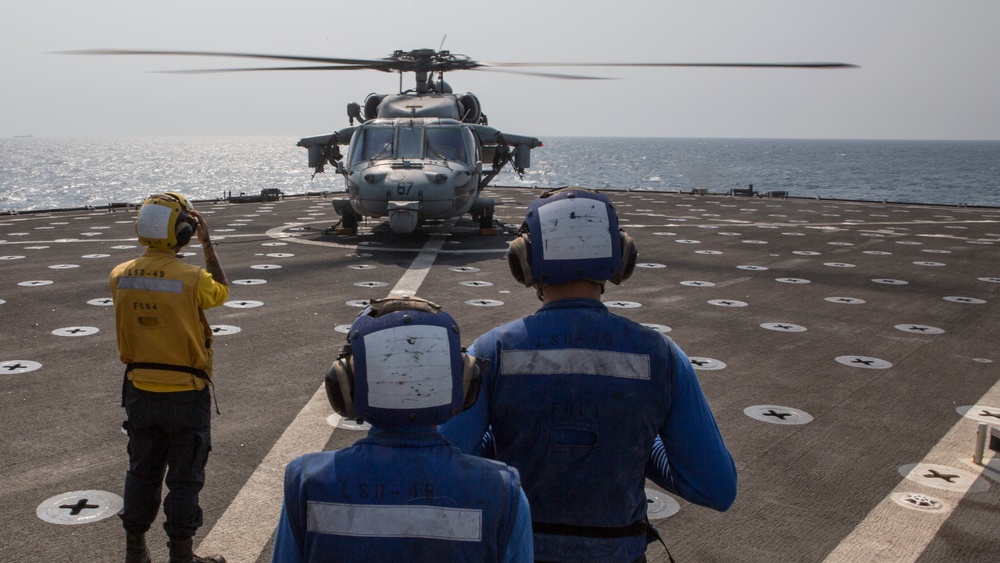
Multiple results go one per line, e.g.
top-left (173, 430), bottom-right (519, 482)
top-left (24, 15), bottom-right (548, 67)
top-left (822, 378), bottom-right (1000, 562)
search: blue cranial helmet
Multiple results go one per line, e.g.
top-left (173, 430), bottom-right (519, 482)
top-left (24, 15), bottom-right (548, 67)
top-left (507, 188), bottom-right (637, 289)
top-left (325, 296), bottom-right (481, 427)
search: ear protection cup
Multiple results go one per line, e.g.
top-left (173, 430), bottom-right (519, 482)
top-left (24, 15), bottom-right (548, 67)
top-left (608, 229), bottom-right (638, 285)
top-left (506, 230), bottom-right (534, 288)
top-left (460, 353), bottom-right (486, 412)
top-left (174, 213), bottom-right (196, 249)
top-left (325, 347), bottom-right (358, 420)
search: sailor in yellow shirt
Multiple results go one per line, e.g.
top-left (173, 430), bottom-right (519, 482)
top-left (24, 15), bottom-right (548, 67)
top-left (111, 192), bottom-right (228, 563)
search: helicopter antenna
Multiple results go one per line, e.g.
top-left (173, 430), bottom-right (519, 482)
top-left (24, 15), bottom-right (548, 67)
top-left (438, 34), bottom-right (447, 52)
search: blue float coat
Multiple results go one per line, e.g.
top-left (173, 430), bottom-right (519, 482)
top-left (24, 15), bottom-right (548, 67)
top-left (439, 298), bottom-right (737, 562)
top-left (272, 426), bottom-right (533, 563)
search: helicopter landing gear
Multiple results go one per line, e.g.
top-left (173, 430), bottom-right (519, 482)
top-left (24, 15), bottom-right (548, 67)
top-left (479, 213), bottom-right (497, 236)
top-left (331, 199), bottom-right (360, 235)
top-left (471, 196), bottom-right (497, 235)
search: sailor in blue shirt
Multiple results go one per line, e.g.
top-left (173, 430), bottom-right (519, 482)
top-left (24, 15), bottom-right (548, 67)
top-left (439, 188), bottom-right (737, 563)
top-left (272, 297), bottom-right (533, 562)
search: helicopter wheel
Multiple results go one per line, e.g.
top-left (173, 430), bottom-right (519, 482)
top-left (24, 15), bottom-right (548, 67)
top-left (336, 211), bottom-right (360, 236)
top-left (479, 214), bottom-right (497, 236)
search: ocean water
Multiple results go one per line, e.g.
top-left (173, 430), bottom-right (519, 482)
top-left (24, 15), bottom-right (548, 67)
top-left (2, 136), bottom-right (998, 212)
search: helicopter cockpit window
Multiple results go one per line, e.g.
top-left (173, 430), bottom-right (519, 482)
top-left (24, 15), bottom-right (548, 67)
top-left (353, 126), bottom-right (395, 164)
top-left (425, 127), bottom-right (469, 164)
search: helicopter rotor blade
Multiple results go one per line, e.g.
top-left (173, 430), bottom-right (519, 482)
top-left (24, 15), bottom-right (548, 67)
top-left (57, 49), bottom-right (858, 77)
top-left (156, 65), bottom-right (389, 75)
top-left (485, 61), bottom-right (859, 69)
top-left (56, 49), bottom-right (390, 68)
top-left (472, 67), bottom-right (617, 80)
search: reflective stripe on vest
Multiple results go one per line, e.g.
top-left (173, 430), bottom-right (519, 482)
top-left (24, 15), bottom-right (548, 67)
top-left (501, 348), bottom-right (651, 380)
top-left (307, 502), bottom-right (483, 541)
top-left (116, 276), bottom-right (183, 293)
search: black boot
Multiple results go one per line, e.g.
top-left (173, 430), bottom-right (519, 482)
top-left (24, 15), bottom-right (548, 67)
top-left (125, 532), bottom-right (151, 563)
top-left (167, 537), bottom-right (226, 563)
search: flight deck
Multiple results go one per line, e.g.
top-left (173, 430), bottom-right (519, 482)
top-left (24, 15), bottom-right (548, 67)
top-left (2, 187), bottom-right (998, 562)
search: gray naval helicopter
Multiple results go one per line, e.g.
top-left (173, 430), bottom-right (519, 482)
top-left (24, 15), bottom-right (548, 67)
top-left (65, 48), bottom-right (855, 235)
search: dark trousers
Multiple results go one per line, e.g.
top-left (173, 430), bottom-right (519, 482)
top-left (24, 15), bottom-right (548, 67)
top-left (120, 382), bottom-right (212, 539)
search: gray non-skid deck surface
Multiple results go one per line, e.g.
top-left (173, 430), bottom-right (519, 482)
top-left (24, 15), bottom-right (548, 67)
top-left (2, 188), bottom-right (998, 562)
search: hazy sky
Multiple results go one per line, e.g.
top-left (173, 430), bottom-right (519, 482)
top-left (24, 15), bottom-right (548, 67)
top-left (3, 0), bottom-right (998, 140)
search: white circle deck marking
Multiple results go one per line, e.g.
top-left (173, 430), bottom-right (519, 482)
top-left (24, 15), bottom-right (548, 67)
top-left (709, 299), bottom-right (748, 307)
top-left (793, 251), bottom-right (820, 256)
top-left (224, 300), bottom-right (264, 309)
top-left (744, 405), bottom-right (814, 425)
top-left (346, 300), bottom-right (371, 308)
top-left (211, 325), bottom-right (242, 336)
top-left (776, 278), bottom-right (811, 284)
top-left (459, 280), bottom-right (494, 287)
top-left (824, 262), bottom-right (856, 268)
top-left (761, 322), bottom-right (807, 333)
top-left (836, 356), bottom-right (893, 369)
top-left (645, 489), bottom-right (680, 520)
top-left (334, 324), bottom-right (352, 334)
top-left (898, 463), bottom-right (990, 493)
top-left (690, 357), bottom-right (726, 370)
top-left (978, 277), bottom-right (1000, 283)
top-left (19, 280), bottom-right (54, 287)
top-left (606, 301), bottom-right (642, 309)
top-left (825, 297), bottom-right (865, 304)
top-left (891, 492), bottom-right (946, 513)
top-left (250, 264), bottom-right (282, 270)
top-left (450, 266), bottom-right (480, 273)
top-left (955, 405), bottom-right (1000, 424)
top-left (327, 415), bottom-right (372, 431)
top-left (641, 324), bottom-right (671, 334)
top-left (347, 264), bottom-right (376, 270)
top-left (262, 242), bottom-right (287, 247)
top-left (913, 261), bottom-right (946, 267)
top-left (52, 327), bottom-right (99, 337)
top-left (895, 324), bottom-right (944, 335)
top-left (37, 490), bottom-right (123, 525)
top-left (943, 296), bottom-right (986, 304)
top-left (354, 281), bottom-right (388, 288)
top-left (87, 298), bottom-right (114, 307)
top-left (2, 360), bottom-right (42, 374)
top-left (465, 299), bottom-right (504, 307)
top-left (872, 278), bottom-right (908, 285)
top-left (636, 263), bottom-right (667, 269)
top-left (232, 279), bottom-right (268, 285)
top-left (82, 254), bottom-right (111, 259)
top-left (681, 281), bottom-right (715, 287)
top-left (265, 253), bottom-right (295, 258)
top-left (737, 265), bottom-right (768, 271)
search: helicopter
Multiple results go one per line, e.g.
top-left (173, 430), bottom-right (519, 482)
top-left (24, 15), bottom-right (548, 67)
top-left (63, 48), bottom-right (856, 235)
